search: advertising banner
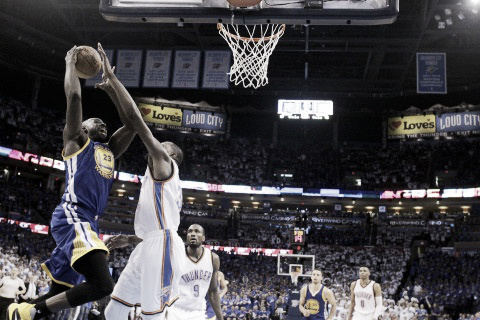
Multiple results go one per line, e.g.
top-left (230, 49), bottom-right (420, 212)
top-left (388, 115), bottom-right (436, 138)
top-left (172, 50), bottom-right (201, 88)
top-left (437, 112), bottom-right (480, 134)
top-left (0, 218), bottom-right (49, 234)
top-left (115, 49), bottom-right (143, 87)
top-left (204, 245), bottom-right (293, 257)
top-left (182, 110), bottom-right (226, 133)
top-left (417, 52), bottom-right (447, 94)
top-left (138, 103), bottom-right (183, 127)
top-left (143, 50), bottom-right (171, 88)
top-left (311, 217), bottom-right (364, 225)
top-left (202, 50), bottom-right (230, 89)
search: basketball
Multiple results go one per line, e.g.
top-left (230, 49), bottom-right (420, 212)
top-left (75, 46), bottom-right (102, 79)
top-left (227, 0), bottom-right (262, 8)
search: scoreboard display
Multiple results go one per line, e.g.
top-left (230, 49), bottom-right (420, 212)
top-left (290, 229), bottom-right (306, 245)
top-left (278, 99), bottom-right (333, 120)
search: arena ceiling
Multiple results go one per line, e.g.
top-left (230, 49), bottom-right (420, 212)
top-left (1, 0), bottom-right (480, 108)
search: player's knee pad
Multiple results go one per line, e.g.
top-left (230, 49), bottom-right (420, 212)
top-left (91, 276), bottom-right (114, 299)
top-left (104, 300), bottom-right (131, 320)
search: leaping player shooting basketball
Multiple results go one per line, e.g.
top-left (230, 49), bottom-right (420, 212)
top-left (6, 44), bottom-right (137, 320)
top-left (347, 267), bottom-right (383, 320)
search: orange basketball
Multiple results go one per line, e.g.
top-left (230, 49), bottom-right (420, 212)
top-left (227, 0), bottom-right (262, 8)
top-left (75, 46), bottom-right (102, 79)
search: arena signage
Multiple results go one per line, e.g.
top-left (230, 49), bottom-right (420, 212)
top-left (389, 220), bottom-right (426, 226)
top-left (2, 147), bottom-right (65, 171)
top-left (182, 110), bottom-right (226, 134)
top-left (182, 209), bottom-right (209, 217)
top-left (387, 115), bottom-right (436, 138)
top-left (0, 218), bottom-right (49, 234)
top-left (139, 103), bottom-right (183, 126)
top-left (381, 188), bottom-right (480, 199)
top-left (437, 112), bottom-right (480, 133)
top-left (204, 245), bottom-right (293, 257)
top-left (3, 144), bottom-right (480, 199)
top-left (311, 217), bottom-right (364, 225)
top-left (241, 214), bottom-right (296, 222)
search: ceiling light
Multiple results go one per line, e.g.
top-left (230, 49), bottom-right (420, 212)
top-left (438, 21), bottom-right (446, 29)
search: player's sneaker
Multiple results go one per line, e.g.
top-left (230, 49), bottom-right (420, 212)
top-left (6, 303), bottom-right (36, 320)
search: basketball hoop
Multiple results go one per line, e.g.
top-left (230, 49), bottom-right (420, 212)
top-left (290, 270), bottom-right (300, 286)
top-left (217, 23), bottom-right (285, 89)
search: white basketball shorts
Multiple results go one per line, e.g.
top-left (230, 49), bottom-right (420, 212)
top-left (110, 229), bottom-right (186, 320)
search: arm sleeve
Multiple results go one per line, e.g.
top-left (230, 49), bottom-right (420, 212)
top-left (373, 296), bottom-right (383, 319)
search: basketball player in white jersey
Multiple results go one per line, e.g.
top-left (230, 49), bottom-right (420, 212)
top-left (96, 44), bottom-right (185, 320)
top-left (347, 267), bottom-right (383, 320)
top-left (168, 224), bottom-right (223, 320)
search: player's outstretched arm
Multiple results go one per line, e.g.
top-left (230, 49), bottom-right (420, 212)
top-left (104, 235), bottom-right (143, 251)
top-left (298, 286), bottom-right (310, 317)
top-left (325, 288), bottom-right (337, 320)
top-left (208, 253), bottom-right (224, 320)
top-left (347, 281), bottom-right (356, 320)
top-left (63, 46), bottom-right (88, 157)
top-left (97, 43), bottom-right (171, 177)
top-left (94, 43), bottom-right (137, 158)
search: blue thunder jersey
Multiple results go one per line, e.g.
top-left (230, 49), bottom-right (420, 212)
top-left (52, 138), bottom-right (115, 226)
top-left (304, 285), bottom-right (327, 320)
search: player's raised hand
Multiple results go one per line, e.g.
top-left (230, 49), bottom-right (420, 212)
top-left (104, 234), bottom-right (130, 251)
top-left (95, 42), bottom-right (116, 91)
top-left (65, 45), bottom-right (79, 65)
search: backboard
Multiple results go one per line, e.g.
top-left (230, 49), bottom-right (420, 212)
top-left (100, 0), bottom-right (399, 25)
top-left (277, 254), bottom-right (315, 277)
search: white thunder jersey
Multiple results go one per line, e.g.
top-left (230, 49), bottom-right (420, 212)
top-left (134, 161), bottom-right (182, 237)
top-left (175, 247), bottom-right (214, 312)
top-left (353, 279), bottom-right (376, 315)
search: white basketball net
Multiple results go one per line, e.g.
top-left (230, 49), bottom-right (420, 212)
top-left (290, 271), bottom-right (300, 286)
top-left (217, 23), bottom-right (286, 89)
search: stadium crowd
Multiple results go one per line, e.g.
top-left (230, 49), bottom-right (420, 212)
top-left (3, 95), bottom-right (480, 191)
top-left (1, 220), bottom-right (479, 319)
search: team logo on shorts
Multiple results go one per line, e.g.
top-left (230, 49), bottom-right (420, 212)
top-left (159, 285), bottom-right (172, 298)
top-left (305, 299), bottom-right (320, 315)
top-left (94, 145), bottom-right (114, 179)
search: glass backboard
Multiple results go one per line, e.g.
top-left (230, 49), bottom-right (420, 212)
top-left (100, 0), bottom-right (399, 25)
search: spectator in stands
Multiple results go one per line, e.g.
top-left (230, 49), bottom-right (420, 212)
top-left (0, 268), bottom-right (26, 315)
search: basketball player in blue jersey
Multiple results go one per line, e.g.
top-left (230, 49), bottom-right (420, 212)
top-left (205, 270), bottom-right (228, 320)
top-left (92, 43), bottom-right (185, 320)
top-left (7, 45), bottom-right (138, 320)
top-left (299, 269), bottom-right (337, 320)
